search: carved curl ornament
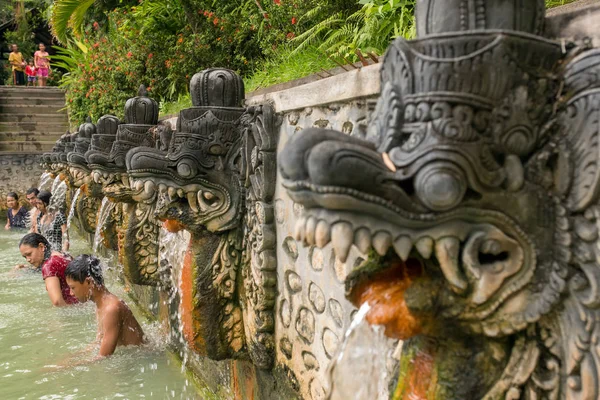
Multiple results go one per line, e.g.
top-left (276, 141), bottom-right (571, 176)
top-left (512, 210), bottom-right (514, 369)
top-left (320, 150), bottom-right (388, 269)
top-left (280, 0), bottom-right (600, 398)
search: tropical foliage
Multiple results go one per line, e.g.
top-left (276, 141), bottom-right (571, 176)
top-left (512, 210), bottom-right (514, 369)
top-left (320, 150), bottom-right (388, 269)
top-left (39, 0), bottom-right (581, 124)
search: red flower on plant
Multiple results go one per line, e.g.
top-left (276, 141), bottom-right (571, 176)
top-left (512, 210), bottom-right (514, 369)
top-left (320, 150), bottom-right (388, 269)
top-left (127, 51), bottom-right (133, 58)
top-left (93, 21), bottom-right (99, 30)
top-left (286, 32), bottom-right (295, 39)
top-left (148, 53), bottom-right (153, 59)
top-left (274, 0), bottom-right (281, 4)
top-left (213, 17), bottom-right (219, 25)
top-left (291, 17), bottom-right (297, 24)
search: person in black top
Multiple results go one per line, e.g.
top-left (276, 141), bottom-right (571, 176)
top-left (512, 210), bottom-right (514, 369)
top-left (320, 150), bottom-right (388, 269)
top-left (5, 192), bottom-right (28, 230)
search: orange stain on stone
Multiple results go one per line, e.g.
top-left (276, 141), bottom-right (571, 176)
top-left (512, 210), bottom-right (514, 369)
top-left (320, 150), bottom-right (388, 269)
top-left (402, 347), bottom-right (436, 400)
top-left (179, 240), bottom-right (206, 354)
top-left (163, 219), bottom-right (184, 233)
top-left (350, 259), bottom-right (423, 340)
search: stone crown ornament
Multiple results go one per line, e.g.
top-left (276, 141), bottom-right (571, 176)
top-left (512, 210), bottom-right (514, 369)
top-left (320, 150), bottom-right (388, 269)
top-left (190, 68), bottom-right (245, 108)
top-left (124, 85), bottom-right (159, 125)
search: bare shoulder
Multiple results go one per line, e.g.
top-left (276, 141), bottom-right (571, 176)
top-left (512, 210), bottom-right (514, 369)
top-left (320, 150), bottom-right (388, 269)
top-left (101, 296), bottom-right (124, 318)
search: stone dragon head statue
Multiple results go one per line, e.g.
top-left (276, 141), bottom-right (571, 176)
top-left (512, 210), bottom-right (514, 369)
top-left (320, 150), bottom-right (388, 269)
top-left (66, 116), bottom-right (96, 188)
top-left (85, 88), bottom-right (168, 284)
top-left (127, 68), bottom-right (279, 369)
top-left (280, 0), bottom-right (600, 398)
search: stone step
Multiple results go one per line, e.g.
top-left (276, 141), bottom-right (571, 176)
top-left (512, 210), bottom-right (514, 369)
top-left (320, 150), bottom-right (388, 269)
top-left (0, 121), bottom-right (69, 133)
top-left (0, 104), bottom-right (66, 114)
top-left (0, 96), bottom-right (66, 106)
top-left (0, 132), bottom-right (65, 142)
top-left (0, 113), bottom-right (69, 123)
top-left (0, 140), bottom-right (59, 153)
top-left (0, 86), bottom-right (65, 95)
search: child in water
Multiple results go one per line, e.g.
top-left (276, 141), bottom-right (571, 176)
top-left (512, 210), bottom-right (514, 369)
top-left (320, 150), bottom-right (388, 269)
top-left (65, 255), bottom-right (145, 357)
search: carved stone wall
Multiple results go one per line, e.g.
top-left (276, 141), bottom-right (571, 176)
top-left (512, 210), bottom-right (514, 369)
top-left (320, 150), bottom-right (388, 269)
top-left (273, 101), bottom-right (378, 399)
top-left (0, 154), bottom-right (44, 211)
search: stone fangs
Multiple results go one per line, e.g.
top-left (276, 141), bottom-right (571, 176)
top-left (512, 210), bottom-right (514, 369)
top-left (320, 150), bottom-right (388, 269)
top-left (296, 208), bottom-right (525, 307)
top-left (91, 170), bottom-right (129, 187)
top-left (130, 178), bottom-right (221, 212)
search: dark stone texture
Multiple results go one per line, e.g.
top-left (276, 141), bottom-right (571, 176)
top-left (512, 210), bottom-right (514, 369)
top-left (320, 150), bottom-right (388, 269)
top-left (280, 0), bottom-right (600, 398)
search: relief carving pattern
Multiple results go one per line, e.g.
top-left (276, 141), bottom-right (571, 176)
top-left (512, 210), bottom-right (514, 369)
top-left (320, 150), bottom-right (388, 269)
top-left (127, 68), bottom-right (279, 368)
top-left (279, 1), bottom-right (600, 398)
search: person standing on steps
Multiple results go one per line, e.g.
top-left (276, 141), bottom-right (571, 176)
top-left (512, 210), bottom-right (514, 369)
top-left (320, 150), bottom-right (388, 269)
top-left (8, 44), bottom-right (25, 86)
top-left (25, 60), bottom-right (37, 87)
top-left (34, 43), bottom-right (51, 87)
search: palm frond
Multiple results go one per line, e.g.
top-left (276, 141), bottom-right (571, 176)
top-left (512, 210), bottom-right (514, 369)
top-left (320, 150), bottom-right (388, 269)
top-left (50, 0), bottom-right (94, 43)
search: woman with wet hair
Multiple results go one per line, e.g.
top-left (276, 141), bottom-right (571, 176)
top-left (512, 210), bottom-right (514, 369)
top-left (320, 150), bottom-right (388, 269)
top-left (18, 233), bottom-right (78, 306)
top-left (65, 255), bottom-right (145, 356)
top-left (5, 192), bottom-right (28, 230)
top-left (35, 190), bottom-right (69, 252)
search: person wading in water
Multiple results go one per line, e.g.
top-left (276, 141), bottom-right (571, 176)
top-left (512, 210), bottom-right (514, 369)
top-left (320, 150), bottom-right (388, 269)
top-left (65, 255), bottom-right (146, 357)
top-left (18, 233), bottom-right (78, 306)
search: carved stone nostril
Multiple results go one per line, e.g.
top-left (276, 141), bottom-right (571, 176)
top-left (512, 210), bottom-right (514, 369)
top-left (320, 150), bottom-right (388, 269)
top-left (414, 162), bottom-right (467, 211)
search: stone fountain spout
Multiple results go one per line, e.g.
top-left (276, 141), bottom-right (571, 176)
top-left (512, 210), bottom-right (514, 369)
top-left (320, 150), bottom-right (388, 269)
top-left (127, 68), bottom-right (280, 368)
top-left (279, 0), bottom-right (600, 398)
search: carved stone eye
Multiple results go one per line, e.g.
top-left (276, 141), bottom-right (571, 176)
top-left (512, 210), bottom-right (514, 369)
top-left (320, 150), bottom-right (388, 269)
top-left (414, 161), bottom-right (467, 211)
top-left (177, 160), bottom-right (197, 178)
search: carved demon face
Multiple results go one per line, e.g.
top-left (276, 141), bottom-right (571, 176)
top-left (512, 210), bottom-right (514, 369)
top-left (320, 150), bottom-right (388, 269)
top-left (127, 108), bottom-right (246, 233)
top-left (281, 32), bottom-right (577, 341)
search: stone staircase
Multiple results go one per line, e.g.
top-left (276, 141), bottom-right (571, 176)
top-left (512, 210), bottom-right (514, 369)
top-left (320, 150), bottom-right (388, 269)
top-left (0, 86), bottom-right (69, 154)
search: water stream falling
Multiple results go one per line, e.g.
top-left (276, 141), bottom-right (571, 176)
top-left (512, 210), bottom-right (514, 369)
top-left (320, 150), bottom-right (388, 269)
top-left (157, 227), bottom-right (192, 371)
top-left (49, 178), bottom-right (68, 213)
top-left (66, 188), bottom-right (81, 230)
top-left (325, 303), bottom-right (400, 400)
top-left (38, 172), bottom-right (52, 191)
top-left (92, 197), bottom-right (116, 254)
top-left (50, 176), bottom-right (61, 193)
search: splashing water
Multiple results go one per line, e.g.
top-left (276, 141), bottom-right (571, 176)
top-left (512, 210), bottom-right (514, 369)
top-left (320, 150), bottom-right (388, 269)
top-left (50, 176), bottom-right (61, 193)
top-left (93, 197), bottom-right (116, 254)
top-left (1, 230), bottom-right (199, 398)
top-left (158, 227), bottom-right (192, 372)
top-left (325, 303), bottom-right (400, 400)
top-left (67, 188), bottom-right (81, 230)
top-left (49, 179), bottom-right (68, 213)
top-left (38, 172), bottom-right (52, 191)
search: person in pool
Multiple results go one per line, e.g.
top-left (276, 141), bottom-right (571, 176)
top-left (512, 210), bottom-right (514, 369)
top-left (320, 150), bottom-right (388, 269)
top-left (65, 255), bottom-right (146, 357)
top-left (18, 233), bottom-right (78, 306)
top-left (35, 190), bottom-right (69, 252)
top-left (26, 187), bottom-right (40, 232)
top-left (5, 192), bottom-right (28, 230)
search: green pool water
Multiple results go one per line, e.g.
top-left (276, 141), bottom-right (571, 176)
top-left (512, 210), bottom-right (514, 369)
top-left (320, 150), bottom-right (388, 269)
top-left (0, 229), bottom-right (200, 399)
